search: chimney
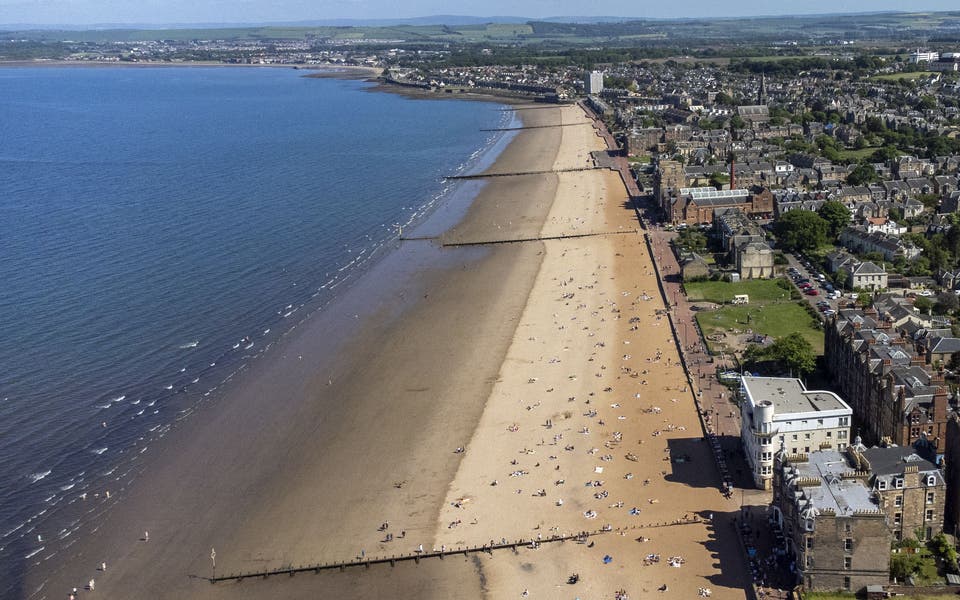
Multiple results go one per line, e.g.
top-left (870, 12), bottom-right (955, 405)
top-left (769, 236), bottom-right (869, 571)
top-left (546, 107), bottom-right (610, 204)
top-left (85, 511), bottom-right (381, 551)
top-left (730, 157), bottom-right (736, 191)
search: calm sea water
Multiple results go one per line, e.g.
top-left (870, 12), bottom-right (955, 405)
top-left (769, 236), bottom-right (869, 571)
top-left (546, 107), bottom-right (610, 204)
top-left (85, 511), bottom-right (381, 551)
top-left (0, 66), bottom-right (510, 588)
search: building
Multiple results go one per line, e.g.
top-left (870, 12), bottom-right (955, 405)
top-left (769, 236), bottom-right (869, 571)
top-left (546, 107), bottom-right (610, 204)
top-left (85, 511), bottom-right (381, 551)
top-left (740, 376), bottom-right (853, 490)
top-left (663, 186), bottom-right (774, 225)
top-left (847, 442), bottom-right (946, 541)
top-left (848, 261), bottom-right (888, 292)
top-left (772, 450), bottom-right (892, 593)
top-left (944, 415), bottom-right (960, 534)
top-left (824, 307), bottom-right (955, 459)
top-left (910, 50), bottom-right (939, 63)
top-left (585, 70), bottom-right (604, 95)
top-left (713, 207), bottom-right (774, 279)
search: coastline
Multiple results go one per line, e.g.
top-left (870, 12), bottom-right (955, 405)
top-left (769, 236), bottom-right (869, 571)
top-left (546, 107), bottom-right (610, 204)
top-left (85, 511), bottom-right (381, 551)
top-left (20, 88), bottom-right (560, 599)
top-left (22, 85), bottom-right (751, 600)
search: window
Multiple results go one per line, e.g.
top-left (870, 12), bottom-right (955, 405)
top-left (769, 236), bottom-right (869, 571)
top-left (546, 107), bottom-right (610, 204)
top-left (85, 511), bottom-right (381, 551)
top-left (895, 495), bottom-right (903, 507)
top-left (927, 492), bottom-right (935, 504)
top-left (826, 431), bottom-right (832, 438)
top-left (895, 478), bottom-right (904, 489)
top-left (926, 510), bottom-right (934, 521)
top-left (927, 475), bottom-right (937, 486)
top-left (838, 430), bottom-right (847, 439)
top-left (845, 522), bottom-right (852, 533)
top-left (804, 447), bottom-right (810, 453)
top-left (818, 419), bottom-right (824, 426)
top-left (844, 576), bottom-right (851, 591)
top-left (895, 512), bottom-right (902, 526)
top-left (792, 434), bottom-right (798, 441)
top-left (806, 536), bottom-right (813, 549)
top-left (805, 433), bottom-right (811, 440)
top-left (878, 480), bottom-right (887, 490)
top-left (844, 556), bottom-right (852, 569)
top-left (792, 447), bottom-right (798, 454)
top-left (844, 538), bottom-right (853, 551)
top-left (840, 416), bottom-right (849, 427)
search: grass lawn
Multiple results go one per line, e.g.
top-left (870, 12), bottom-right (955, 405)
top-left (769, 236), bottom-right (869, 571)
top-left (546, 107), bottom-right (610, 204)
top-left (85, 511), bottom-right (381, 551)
top-left (684, 279), bottom-right (791, 303)
top-left (870, 71), bottom-right (932, 81)
top-left (695, 302), bottom-right (823, 355)
top-left (836, 147), bottom-right (880, 161)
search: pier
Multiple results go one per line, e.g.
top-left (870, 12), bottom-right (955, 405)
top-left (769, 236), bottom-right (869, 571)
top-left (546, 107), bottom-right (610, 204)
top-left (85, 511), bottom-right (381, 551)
top-left (439, 229), bottom-right (639, 248)
top-left (207, 518), bottom-right (704, 584)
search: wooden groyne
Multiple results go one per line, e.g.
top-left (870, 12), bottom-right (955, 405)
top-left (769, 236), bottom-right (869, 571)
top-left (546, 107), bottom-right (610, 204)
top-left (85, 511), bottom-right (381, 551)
top-left (499, 105), bottom-right (566, 111)
top-left (439, 229), bottom-right (639, 248)
top-left (480, 123), bottom-right (591, 132)
top-left (207, 518), bottom-right (705, 584)
top-left (444, 166), bottom-right (602, 180)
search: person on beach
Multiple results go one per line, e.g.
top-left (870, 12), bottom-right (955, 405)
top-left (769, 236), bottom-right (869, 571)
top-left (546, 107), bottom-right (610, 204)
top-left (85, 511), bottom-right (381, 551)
top-left (143, 530), bottom-right (149, 542)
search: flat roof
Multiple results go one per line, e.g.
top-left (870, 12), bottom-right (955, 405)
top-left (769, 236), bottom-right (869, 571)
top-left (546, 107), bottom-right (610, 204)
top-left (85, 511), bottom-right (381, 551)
top-left (742, 376), bottom-right (851, 416)
top-left (787, 450), bottom-right (878, 515)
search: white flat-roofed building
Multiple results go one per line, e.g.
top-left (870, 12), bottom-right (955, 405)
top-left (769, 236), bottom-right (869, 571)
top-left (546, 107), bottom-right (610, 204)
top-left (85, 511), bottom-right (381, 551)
top-left (910, 50), bottom-right (939, 63)
top-left (585, 70), bottom-right (604, 95)
top-left (741, 376), bottom-right (853, 490)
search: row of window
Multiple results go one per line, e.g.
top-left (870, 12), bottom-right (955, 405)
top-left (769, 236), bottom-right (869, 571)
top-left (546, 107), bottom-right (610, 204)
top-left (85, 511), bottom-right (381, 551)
top-left (892, 492), bottom-right (937, 507)
top-left (877, 475), bottom-right (938, 490)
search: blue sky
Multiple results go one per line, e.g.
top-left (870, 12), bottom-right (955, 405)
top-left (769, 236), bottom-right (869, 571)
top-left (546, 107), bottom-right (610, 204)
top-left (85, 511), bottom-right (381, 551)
top-left (0, 0), bottom-right (958, 26)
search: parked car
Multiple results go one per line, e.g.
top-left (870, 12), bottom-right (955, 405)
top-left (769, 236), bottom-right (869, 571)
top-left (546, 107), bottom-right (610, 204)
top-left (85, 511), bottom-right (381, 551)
top-left (824, 309), bottom-right (836, 316)
top-left (805, 289), bottom-right (819, 296)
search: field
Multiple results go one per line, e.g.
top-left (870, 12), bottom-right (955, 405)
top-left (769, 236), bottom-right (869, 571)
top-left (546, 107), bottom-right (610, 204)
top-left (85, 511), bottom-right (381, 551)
top-left (836, 147), bottom-right (881, 161)
top-left (686, 280), bottom-right (823, 355)
top-left (684, 279), bottom-right (791, 303)
top-left (870, 71), bottom-right (934, 81)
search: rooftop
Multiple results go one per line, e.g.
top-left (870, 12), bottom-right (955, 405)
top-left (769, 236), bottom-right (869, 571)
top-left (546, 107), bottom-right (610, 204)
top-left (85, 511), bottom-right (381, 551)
top-left (784, 450), bottom-right (878, 516)
top-left (742, 376), bottom-right (851, 416)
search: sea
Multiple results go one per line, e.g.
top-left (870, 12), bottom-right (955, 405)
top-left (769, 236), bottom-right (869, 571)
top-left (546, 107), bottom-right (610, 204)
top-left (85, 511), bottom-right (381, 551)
top-left (0, 66), bottom-right (513, 591)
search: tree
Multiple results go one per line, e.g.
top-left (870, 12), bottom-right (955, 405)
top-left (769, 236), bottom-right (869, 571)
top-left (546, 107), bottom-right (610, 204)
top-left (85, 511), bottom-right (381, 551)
top-left (817, 201), bottom-right (851, 239)
top-left (846, 163), bottom-right (879, 186)
top-left (914, 296), bottom-right (934, 314)
top-left (730, 114), bottom-right (746, 130)
top-left (714, 91), bottom-right (734, 105)
top-left (857, 292), bottom-right (873, 307)
top-left (773, 210), bottom-right (828, 253)
top-left (934, 292), bottom-right (959, 315)
top-left (769, 332), bottom-right (816, 377)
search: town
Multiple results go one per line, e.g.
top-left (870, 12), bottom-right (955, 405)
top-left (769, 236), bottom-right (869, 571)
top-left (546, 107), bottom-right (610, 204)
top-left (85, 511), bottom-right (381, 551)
top-left (9, 14), bottom-right (960, 599)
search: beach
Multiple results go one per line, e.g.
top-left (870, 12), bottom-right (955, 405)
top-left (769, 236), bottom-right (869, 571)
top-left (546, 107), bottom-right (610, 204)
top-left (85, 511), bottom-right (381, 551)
top-left (24, 102), bottom-right (749, 599)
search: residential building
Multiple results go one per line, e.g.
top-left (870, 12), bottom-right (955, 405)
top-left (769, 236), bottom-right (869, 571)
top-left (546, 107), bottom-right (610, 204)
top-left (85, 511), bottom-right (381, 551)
top-left (824, 307), bottom-right (955, 459)
top-left (772, 450), bottom-right (891, 592)
top-left (585, 70), bottom-right (604, 95)
top-left (713, 207), bottom-right (775, 279)
top-left (849, 261), bottom-right (888, 291)
top-left (740, 376), bottom-right (853, 490)
top-left (846, 442), bottom-right (946, 541)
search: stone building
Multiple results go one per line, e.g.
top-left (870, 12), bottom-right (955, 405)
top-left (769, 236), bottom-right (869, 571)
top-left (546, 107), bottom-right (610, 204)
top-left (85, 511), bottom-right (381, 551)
top-left (944, 415), bottom-right (960, 534)
top-left (824, 308), bottom-right (954, 459)
top-left (713, 207), bottom-right (775, 279)
top-left (741, 376), bottom-right (852, 490)
top-left (847, 442), bottom-right (946, 541)
top-left (663, 186), bottom-right (774, 225)
top-left (772, 450), bottom-right (892, 592)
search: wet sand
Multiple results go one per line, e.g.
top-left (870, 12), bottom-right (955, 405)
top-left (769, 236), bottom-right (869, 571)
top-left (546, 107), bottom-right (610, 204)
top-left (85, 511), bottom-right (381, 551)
top-left (24, 103), bottom-right (749, 599)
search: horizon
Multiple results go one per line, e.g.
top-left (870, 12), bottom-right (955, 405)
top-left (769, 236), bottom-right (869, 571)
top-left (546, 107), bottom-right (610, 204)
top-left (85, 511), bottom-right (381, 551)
top-left (1, 2), bottom-right (959, 29)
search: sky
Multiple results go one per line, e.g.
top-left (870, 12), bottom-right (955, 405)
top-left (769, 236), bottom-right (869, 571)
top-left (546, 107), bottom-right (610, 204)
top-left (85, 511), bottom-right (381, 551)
top-left (0, 0), bottom-right (958, 27)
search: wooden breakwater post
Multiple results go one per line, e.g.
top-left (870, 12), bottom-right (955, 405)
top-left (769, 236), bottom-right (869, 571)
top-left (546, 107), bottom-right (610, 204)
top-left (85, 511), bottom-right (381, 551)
top-left (208, 528), bottom-right (614, 583)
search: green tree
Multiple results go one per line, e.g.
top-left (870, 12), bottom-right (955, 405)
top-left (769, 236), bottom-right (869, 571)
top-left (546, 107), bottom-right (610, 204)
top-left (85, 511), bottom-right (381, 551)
top-left (857, 291), bottom-right (873, 307)
top-left (730, 114), bottom-right (746, 130)
top-left (817, 201), bottom-right (851, 239)
top-left (774, 210), bottom-right (828, 253)
top-left (714, 91), bottom-right (734, 105)
top-left (914, 296), bottom-right (934, 314)
top-left (846, 163), bottom-right (879, 186)
top-left (769, 332), bottom-right (816, 377)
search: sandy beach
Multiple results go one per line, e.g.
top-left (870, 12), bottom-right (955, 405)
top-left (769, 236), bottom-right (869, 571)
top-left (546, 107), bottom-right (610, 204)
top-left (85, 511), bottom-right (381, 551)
top-left (24, 102), bottom-right (750, 600)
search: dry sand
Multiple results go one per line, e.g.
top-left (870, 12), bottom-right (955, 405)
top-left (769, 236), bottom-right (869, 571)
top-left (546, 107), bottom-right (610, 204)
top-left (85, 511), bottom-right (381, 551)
top-left (23, 103), bottom-right (749, 600)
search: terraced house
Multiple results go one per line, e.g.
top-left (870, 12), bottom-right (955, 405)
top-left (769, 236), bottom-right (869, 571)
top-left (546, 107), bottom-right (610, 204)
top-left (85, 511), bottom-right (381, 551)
top-left (824, 307), bottom-right (955, 460)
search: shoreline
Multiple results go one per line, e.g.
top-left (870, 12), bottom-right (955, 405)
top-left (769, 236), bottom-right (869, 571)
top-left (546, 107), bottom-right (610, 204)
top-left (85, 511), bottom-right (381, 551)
top-left (19, 86), bottom-right (564, 599)
top-left (21, 74), bottom-right (751, 599)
